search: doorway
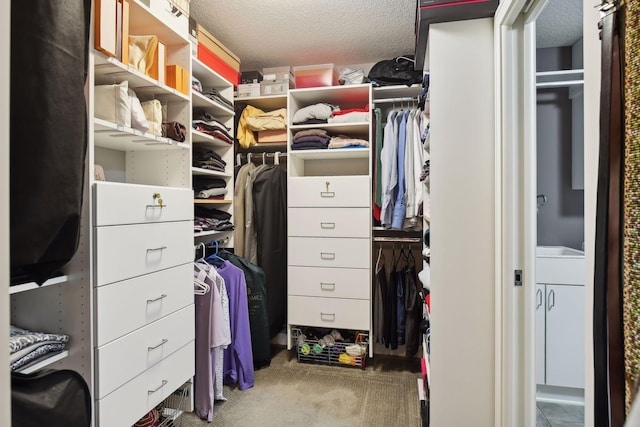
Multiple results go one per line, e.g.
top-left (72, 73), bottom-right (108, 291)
top-left (533, 1), bottom-right (586, 425)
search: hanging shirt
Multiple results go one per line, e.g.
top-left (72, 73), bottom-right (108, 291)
top-left (219, 260), bottom-right (255, 391)
top-left (381, 110), bottom-right (398, 228)
top-left (373, 108), bottom-right (383, 222)
top-left (404, 109), bottom-right (416, 223)
top-left (234, 162), bottom-right (256, 258)
top-left (391, 109), bottom-right (410, 229)
top-left (412, 110), bottom-right (425, 218)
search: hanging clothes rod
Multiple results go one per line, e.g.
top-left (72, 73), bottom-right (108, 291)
top-left (373, 96), bottom-right (419, 104)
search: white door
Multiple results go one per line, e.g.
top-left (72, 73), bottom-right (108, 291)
top-left (545, 284), bottom-right (585, 388)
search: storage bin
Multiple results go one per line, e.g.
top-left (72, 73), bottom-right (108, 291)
top-left (294, 63), bottom-right (338, 88)
top-left (237, 83), bottom-right (261, 98)
top-left (260, 79), bottom-right (294, 96)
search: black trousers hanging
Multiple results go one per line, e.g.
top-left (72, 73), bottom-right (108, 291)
top-left (10, 0), bottom-right (90, 285)
top-left (593, 7), bottom-right (625, 427)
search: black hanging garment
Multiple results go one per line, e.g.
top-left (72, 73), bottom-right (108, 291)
top-left (404, 264), bottom-right (422, 358)
top-left (10, 0), bottom-right (90, 285)
top-left (593, 5), bottom-right (625, 427)
top-left (374, 256), bottom-right (388, 345)
top-left (387, 265), bottom-right (399, 350)
top-left (251, 165), bottom-right (288, 338)
top-left (219, 250), bottom-right (272, 370)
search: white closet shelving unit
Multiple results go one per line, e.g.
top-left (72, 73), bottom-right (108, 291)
top-left (286, 84), bottom-right (374, 356)
top-left (191, 58), bottom-right (236, 247)
top-left (90, 1), bottom-right (194, 425)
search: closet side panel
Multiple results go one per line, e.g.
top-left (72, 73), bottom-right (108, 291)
top-left (1, 0), bottom-right (10, 423)
top-left (429, 18), bottom-right (496, 426)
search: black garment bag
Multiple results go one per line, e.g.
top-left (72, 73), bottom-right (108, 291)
top-left (10, 0), bottom-right (91, 285)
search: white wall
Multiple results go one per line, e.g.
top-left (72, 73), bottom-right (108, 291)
top-left (1, 1), bottom-right (10, 425)
top-left (583, 4), bottom-right (601, 427)
top-left (429, 18), bottom-right (496, 426)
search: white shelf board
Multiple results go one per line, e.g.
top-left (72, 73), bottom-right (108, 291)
top-left (129, 0), bottom-right (190, 45)
top-left (289, 148), bottom-right (370, 160)
top-left (94, 52), bottom-right (189, 103)
top-left (10, 275), bottom-right (69, 295)
top-left (373, 84), bottom-right (421, 99)
top-left (191, 167), bottom-right (232, 178)
top-left (194, 199), bottom-right (232, 204)
top-left (17, 350), bottom-right (69, 374)
top-left (192, 58), bottom-right (233, 89)
top-left (191, 91), bottom-right (235, 116)
top-left (235, 94), bottom-right (287, 111)
top-left (191, 129), bottom-right (233, 148)
top-left (290, 122), bottom-right (370, 136)
top-left (194, 230), bottom-right (229, 238)
top-left (94, 118), bottom-right (189, 151)
top-left (290, 84), bottom-right (371, 106)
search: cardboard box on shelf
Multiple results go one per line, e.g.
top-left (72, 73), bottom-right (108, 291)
top-left (263, 66), bottom-right (293, 81)
top-left (260, 78), bottom-right (294, 96)
top-left (258, 130), bottom-right (288, 143)
top-left (166, 64), bottom-right (189, 94)
top-left (197, 42), bottom-right (240, 85)
top-left (196, 23), bottom-right (240, 72)
top-left (242, 71), bottom-right (263, 84)
top-left (237, 83), bottom-right (261, 98)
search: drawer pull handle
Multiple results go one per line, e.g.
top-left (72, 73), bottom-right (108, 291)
top-left (320, 252), bottom-right (336, 260)
top-left (320, 312), bottom-right (336, 321)
top-left (146, 294), bottom-right (168, 304)
top-left (320, 222), bottom-right (336, 229)
top-left (146, 204), bottom-right (168, 209)
top-left (320, 282), bottom-right (336, 291)
top-left (148, 338), bottom-right (168, 351)
top-left (147, 380), bottom-right (168, 395)
top-left (146, 246), bottom-right (167, 253)
top-left (320, 191), bottom-right (336, 198)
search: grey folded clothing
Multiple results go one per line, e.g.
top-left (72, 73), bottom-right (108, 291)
top-left (10, 343), bottom-right (66, 372)
top-left (293, 128), bottom-right (329, 141)
top-left (196, 187), bottom-right (227, 199)
top-left (291, 140), bottom-right (329, 150)
top-left (194, 177), bottom-right (226, 193)
top-left (10, 325), bottom-right (69, 354)
top-left (293, 135), bottom-right (330, 144)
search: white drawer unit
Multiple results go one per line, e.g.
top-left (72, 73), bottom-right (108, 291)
top-left (288, 266), bottom-right (370, 300)
top-left (288, 176), bottom-right (370, 208)
top-left (288, 295), bottom-right (370, 330)
top-left (94, 182), bottom-right (192, 226)
top-left (95, 305), bottom-right (194, 398)
top-left (288, 207), bottom-right (370, 238)
top-left (96, 342), bottom-right (195, 427)
top-left (288, 237), bottom-right (370, 269)
top-left (95, 221), bottom-right (193, 286)
top-left (95, 263), bottom-right (192, 346)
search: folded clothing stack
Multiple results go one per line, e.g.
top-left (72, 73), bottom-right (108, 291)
top-left (193, 146), bottom-right (227, 172)
top-left (10, 325), bottom-right (69, 372)
top-left (194, 206), bottom-right (234, 233)
top-left (291, 128), bottom-right (330, 150)
top-left (291, 103), bottom-right (337, 125)
top-left (194, 177), bottom-right (227, 200)
top-left (328, 135), bottom-right (369, 149)
top-left (193, 111), bottom-right (233, 144)
top-left (327, 104), bottom-right (370, 124)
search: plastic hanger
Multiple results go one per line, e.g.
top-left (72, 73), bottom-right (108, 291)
top-left (236, 153), bottom-right (242, 167)
top-left (205, 240), bottom-right (225, 267)
top-left (375, 246), bottom-right (385, 272)
top-left (262, 152), bottom-right (266, 165)
top-left (274, 151), bottom-right (280, 165)
top-left (247, 152), bottom-right (253, 164)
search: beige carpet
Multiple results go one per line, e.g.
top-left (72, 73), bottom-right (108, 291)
top-left (181, 346), bottom-right (421, 427)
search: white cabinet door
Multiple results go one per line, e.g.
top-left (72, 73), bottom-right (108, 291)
top-left (545, 284), bottom-right (585, 388)
top-left (535, 284), bottom-right (546, 385)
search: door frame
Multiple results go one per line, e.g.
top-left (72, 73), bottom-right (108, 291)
top-left (493, 1), bottom-right (548, 426)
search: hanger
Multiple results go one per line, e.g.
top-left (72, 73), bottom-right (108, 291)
top-left (194, 275), bottom-right (210, 295)
top-left (274, 151), bottom-right (280, 165)
top-left (375, 246), bottom-right (385, 272)
top-left (205, 239), bottom-right (225, 266)
top-left (247, 152), bottom-right (253, 164)
top-left (236, 153), bottom-right (242, 167)
top-left (262, 152), bottom-right (266, 165)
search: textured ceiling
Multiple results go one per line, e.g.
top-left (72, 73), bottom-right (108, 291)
top-left (190, 0), bottom-right (416, 72)
top-left (536, 0), bottom-right (583, 48)
top-left (190, 0), bottom-right (583, 73)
